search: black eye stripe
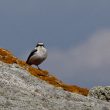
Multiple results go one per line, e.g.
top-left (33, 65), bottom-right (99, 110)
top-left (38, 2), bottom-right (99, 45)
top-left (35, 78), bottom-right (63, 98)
top-left (36, 44), bottom-right (44, 47)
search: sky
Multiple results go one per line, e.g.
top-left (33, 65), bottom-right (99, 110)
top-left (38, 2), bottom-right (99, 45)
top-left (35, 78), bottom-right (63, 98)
top-left (0, 0), bottom-right (110, 88)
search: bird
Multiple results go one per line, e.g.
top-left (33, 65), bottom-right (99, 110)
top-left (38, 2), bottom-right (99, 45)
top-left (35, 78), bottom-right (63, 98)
top-left (26, 42), bottom-right (47, 70)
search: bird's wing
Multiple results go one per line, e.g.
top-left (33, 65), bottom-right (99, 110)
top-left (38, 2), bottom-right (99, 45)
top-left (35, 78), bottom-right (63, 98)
top-left (26, 49), bottom-right (37, 64)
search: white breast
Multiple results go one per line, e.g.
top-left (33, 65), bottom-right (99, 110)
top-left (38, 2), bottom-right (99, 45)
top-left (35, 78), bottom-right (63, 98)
top-left (36, 47), bottom-right (47, 59)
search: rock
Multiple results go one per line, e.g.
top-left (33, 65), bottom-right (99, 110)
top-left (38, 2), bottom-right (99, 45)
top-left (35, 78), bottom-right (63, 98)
top-left (0, 62), bottom-right (110, 110)
top-left (0, 48), bottom-right (110, 110)
top-left (88, 86), bottom-right (110, 102)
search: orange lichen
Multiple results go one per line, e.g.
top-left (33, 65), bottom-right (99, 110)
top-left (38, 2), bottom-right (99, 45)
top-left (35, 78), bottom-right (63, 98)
top-left (0, 48), bottom-right (89, 96)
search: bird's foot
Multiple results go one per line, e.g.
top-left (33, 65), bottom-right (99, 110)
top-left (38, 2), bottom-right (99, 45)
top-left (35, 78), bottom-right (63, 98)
top-left (37, 66), bottom-right (42, 70)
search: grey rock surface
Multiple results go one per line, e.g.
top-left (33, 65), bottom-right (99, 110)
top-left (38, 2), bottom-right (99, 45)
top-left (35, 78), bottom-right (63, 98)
top-left (88, 86), bottom-right (110, 102)
top-left (0, 61), bottom-right (110, 110)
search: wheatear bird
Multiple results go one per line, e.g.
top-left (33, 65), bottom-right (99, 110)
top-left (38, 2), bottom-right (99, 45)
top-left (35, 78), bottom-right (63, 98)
top-left (26, 42), bottom-right (47, 69)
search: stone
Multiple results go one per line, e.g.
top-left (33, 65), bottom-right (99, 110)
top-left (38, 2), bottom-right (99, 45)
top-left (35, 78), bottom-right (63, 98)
top-left (88, 86), bottom-right (110, 102)
top-left (0, 62), bottom-right (110, 110)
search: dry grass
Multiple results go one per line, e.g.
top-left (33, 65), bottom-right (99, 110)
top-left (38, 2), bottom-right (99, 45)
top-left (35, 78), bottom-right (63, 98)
top-left (0, 48), bottom-right (89, 96)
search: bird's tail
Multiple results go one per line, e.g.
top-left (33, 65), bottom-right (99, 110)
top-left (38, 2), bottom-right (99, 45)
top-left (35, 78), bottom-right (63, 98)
top-left (26, 60), bottom-right (31, 65)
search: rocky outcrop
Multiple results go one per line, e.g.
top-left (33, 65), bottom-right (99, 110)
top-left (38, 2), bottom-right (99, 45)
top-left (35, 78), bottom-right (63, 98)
top-left (0, 48), bottom-right (110, 110)
top-left (0, 61), bottom-right (110, 110)
top-left (88, 86), bottom-right (110, 102)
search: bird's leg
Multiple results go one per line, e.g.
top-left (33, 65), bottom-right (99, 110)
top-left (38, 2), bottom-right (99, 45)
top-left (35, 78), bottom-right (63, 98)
top-left (37, 65), bottom-right (42, 70)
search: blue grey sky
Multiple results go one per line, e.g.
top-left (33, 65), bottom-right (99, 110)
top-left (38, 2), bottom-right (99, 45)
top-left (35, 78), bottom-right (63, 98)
top-left (0, 0), bottom-right (110, 88)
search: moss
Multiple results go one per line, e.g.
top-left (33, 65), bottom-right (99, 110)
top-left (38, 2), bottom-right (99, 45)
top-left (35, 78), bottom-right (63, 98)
top-left (0, 48), bottom-right (89, 96)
